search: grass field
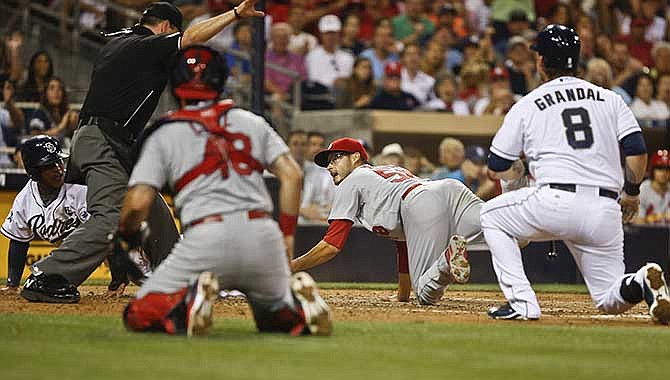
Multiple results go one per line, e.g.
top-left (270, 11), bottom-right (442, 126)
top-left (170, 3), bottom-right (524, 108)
top-left (2, 282), bottom-right (668, 380)
top-left (2, 312), bottom-right (669, 380)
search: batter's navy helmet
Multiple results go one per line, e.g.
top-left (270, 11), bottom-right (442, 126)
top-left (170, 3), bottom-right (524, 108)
top-left (170, 45), bottom-right (229, 101)
top-left (21, 135), bottom-right (67, 181)
top-left (531, 24), bottom-right (580, 71)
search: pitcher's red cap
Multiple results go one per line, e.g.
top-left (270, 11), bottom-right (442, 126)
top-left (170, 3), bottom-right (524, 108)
top-left (314, 137), bottom-right (369, 167)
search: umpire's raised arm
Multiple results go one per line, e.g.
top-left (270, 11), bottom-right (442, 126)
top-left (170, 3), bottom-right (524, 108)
top-left (181, 0), bottom-right (265, 46)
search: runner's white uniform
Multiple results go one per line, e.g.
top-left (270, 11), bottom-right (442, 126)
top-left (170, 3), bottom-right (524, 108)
top-left (2, 181), bottom-right (88, 244)
top-left (481, 76), bottom-right (641, 318)
top-left (329, 164), bottom-right (483, 304)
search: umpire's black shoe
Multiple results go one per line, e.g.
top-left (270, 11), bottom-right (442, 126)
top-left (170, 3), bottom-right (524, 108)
top-left (641, 263), bottom-right (670, 325)
top-left (487, 303), bottom-right (539, 321)
top-left (21, 273), bottom-right (80, 304)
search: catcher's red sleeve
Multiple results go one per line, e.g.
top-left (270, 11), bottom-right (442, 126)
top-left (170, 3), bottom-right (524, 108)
top-left (395, 241), bottom-right (409, 274)
top-left (323, 219), bottom-right (354, 249)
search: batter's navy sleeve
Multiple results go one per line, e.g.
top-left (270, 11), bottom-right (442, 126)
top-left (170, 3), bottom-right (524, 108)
top-left (620, 131), bottom-right (647, 156)
top-left (488, 152), bottom-right (515, 172)
top-left (6, 240), bottom-right (29, 287)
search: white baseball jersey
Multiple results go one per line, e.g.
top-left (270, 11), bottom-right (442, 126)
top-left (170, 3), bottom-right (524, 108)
top-left (129, 106), bottom-right (289, 226)
top-left (491, 76), bottom-right (640, 191)
top-left (328, 165), bottom-right (425, 240)
top-left (638, 179), bottom-right (670, 220)
top-left (1, 181), bottom-right (88, 243)
top-left (299, 161), bottom-right (335, 223)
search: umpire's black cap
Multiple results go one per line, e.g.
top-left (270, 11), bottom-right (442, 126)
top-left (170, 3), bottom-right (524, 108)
top-left (141, 2), bottom-right (183, 31)
top-left (531, 24), bottom-right (580, 71)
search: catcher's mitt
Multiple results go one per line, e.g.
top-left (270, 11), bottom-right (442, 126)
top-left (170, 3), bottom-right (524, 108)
top-left (107, 222), bottom-right (151, 290)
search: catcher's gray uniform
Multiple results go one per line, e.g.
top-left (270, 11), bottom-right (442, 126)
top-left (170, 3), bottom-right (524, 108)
top-left (329, 164), bottom-right (483, 304)
top-left (129, 105), bottom-right (297, 315)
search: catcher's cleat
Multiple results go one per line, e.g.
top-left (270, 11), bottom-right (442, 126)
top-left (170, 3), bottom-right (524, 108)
top-left (291, 272), bottom-right (332, 336)
top-left (186, 272), bottom-right (220, 337)
top-left (20, 273), bottom-right (80, 303)
top-left (487, 303), bottom-right (539, 321)
top-left (641, 263), bottom-right (670, 325)
top-left (446, 235), bottom-right (470, 284)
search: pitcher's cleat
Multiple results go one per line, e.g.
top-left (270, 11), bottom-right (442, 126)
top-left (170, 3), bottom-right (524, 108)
top-left (446, 235), bottom-right (470, 284)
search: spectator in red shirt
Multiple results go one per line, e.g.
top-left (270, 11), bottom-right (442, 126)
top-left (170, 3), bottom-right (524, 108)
top-left (619, 19), bottom-right (654, 67)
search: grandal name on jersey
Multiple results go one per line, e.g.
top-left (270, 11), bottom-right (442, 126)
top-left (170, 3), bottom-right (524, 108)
top-left (533, 86), bottom-right (605, 111)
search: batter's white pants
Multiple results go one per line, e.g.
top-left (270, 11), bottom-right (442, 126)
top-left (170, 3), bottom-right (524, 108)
top-left (480, 185), bottom-right (635, 319)
top-left (137, 211), bottom-right (297, 314)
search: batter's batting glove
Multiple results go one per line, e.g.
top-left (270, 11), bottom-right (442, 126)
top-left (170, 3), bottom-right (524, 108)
top-left (107, 222), bottom-right (151, 290)
top-left (619, 194), bottom-right (640, 224)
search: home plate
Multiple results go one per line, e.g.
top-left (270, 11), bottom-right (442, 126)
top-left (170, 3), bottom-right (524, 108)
top-left (587, 313), bottom-right (649, 320)
top-left (219, 289), bottom-right (246, 299)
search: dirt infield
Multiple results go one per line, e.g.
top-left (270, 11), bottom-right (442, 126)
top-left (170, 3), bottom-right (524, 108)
top-left (0, 286), bottom-right (662, 328)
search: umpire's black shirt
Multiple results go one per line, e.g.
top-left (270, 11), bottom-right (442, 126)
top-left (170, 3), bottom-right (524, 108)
top-left (80, 25), bottom-right (180, 138)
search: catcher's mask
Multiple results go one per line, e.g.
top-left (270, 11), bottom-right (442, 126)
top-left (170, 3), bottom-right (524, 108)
top-left (170, 45), bottom-right (229, 102)
top-left (21, 135), bottom-right (68, 181)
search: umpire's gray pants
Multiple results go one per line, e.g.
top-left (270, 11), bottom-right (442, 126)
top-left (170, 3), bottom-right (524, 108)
top-left (401, 179), bottom-right (484, 305)
top-left (31, 125), bottom-right (180, 286)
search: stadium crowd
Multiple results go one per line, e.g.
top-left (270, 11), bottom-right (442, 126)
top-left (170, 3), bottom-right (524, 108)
top-left (1, 0), bottom-right (670, 225)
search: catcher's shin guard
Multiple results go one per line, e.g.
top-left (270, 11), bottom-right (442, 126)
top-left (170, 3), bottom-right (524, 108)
top-left (123, 288), bottom-right (188, 333)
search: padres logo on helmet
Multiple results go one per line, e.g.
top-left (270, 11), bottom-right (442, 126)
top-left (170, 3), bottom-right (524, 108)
top-left (20, 135), bottom-right (68, 181)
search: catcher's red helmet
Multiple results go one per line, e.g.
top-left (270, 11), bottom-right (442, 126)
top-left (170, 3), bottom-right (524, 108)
top-left (650, 149), bottom-right (670, 170)
top-left (170, 45), bottom-right (229, 101)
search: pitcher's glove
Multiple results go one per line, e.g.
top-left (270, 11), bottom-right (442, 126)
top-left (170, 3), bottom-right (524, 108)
top-left (107, 222), bottom-right (150, 292)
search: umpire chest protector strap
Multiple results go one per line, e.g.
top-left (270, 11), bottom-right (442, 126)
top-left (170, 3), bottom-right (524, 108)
top-left (146, 100), bottom-right (264, 192)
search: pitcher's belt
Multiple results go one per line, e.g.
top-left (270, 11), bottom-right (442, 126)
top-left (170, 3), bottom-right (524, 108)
top-left (186, 210), bottom-right (270, 230)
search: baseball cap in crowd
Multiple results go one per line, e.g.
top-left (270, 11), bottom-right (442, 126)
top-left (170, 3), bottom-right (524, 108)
top-left (651, 149), bottom-right (670, 169)
top-left (384, 61), bottom-right (402, 77)
top-left (508, 9), bottom-right (529, 23)
top-left (142, 2), bottom-right (183, 31)
top-left (490, 66), bottom-right (510, 81)
top-left (465, 145), bottom-right (488, 165)
top-left (439, 3), bottom-right (457, 16)
top-left (319, 14), bottom-right (342, 33)
top-left (314, 137), bottom-right (370, 167)
top-left (508, 35), bottom-right (527, 50)
top-left (381, 143), bottom-right (404, 157)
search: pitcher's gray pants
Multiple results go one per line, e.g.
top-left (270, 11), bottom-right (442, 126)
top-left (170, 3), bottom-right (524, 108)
top-left (401, 179), bottom-right (484, 305)
top-left (31, 125), bottom-right (179, 286)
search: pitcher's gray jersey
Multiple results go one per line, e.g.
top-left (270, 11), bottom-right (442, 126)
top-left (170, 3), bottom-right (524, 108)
top-left (491, 76), bottom-right (640, 190)
top-left (328, 165), bottom-right (425, 240)
top-left (129, 107), bottom-right (289, 225)
top-left (2, 181), bottom-right (88, 244)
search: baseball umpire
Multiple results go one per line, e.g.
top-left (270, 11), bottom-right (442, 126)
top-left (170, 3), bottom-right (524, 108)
top-left (1, 136), bottom-right (87, 296)
top-left (292, 137), bottom-right (484, 305)
top-left (116, 45), bottom-right (331, 337)
top-left (482, 24), bottom-right (670, 323)
top-left (21, 0), bottom-right (265, 303)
